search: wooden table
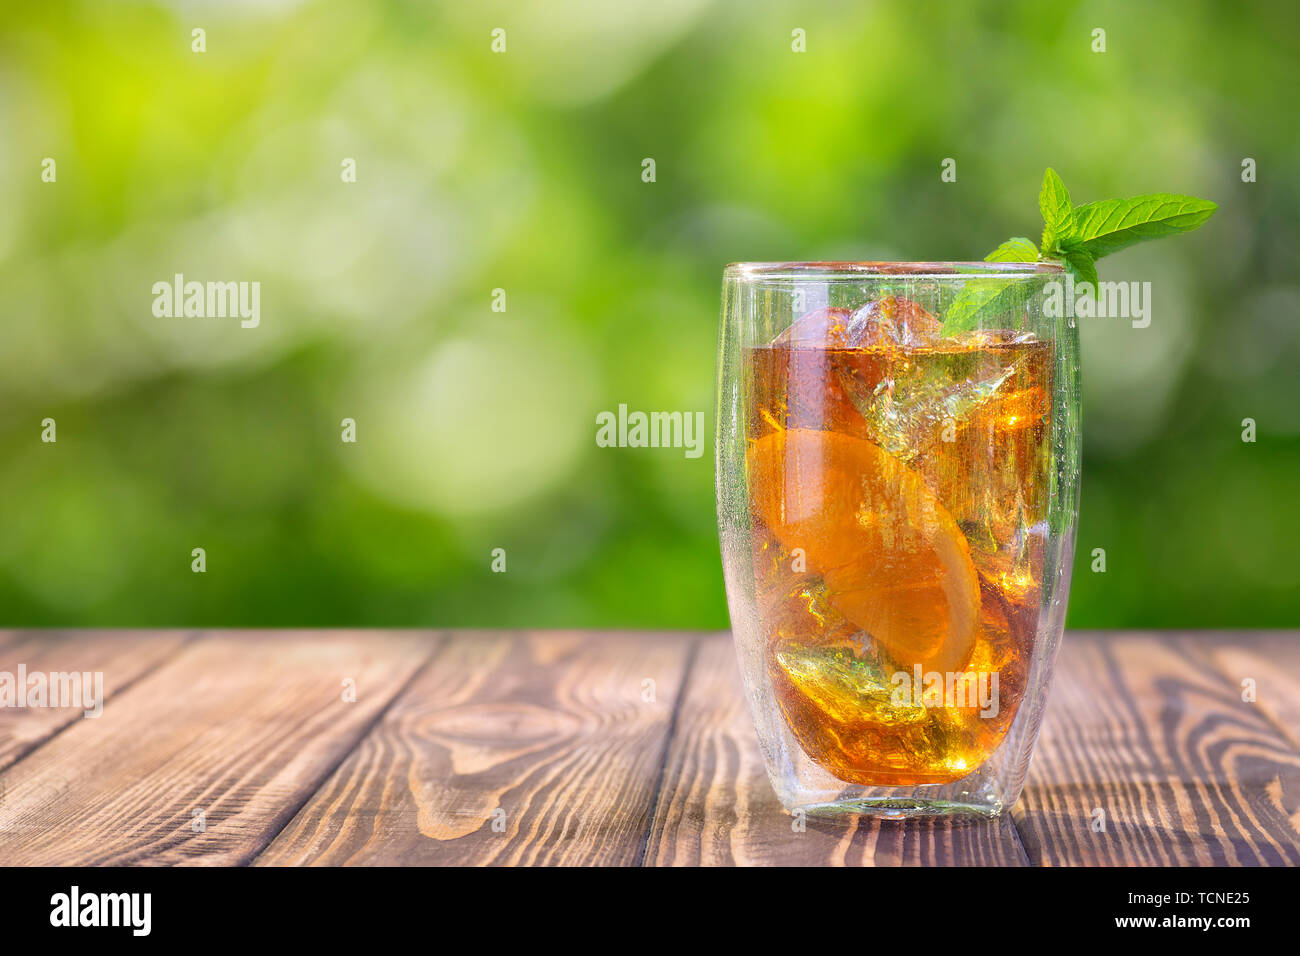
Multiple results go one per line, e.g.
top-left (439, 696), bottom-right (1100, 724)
top-left (0, 630), bottom-right (1296, 866)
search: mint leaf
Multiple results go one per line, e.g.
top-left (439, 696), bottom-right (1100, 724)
top-left (941, 277), bottom-right (1031, 335)
top-left (962, 170), bottom-right (1215, 334)
top-left (1069, 194), bottom-right (1217, 259)
top-left (1038, 168), bottom-right (1074, 254)
top-left (1058, 239), bottom-right (1097, 290)
top-left (985, 237), bottom-right (1039, 262)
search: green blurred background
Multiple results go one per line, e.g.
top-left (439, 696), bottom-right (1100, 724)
top-left (0, 0), bottom-right (1295, 627)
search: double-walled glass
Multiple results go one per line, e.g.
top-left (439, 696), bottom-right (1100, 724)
top-left (716, 262), bottom-right (1080, 818)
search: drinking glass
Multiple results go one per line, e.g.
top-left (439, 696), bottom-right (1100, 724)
top-left (715, 262), bottom-right (1080, 818)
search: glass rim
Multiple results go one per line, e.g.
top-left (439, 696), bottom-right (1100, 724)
top-left (724, 260), bottom-right (1065, 280)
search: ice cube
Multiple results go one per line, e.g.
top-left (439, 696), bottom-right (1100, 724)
top-left (844, 295), bottom-right (942, 348)
top-left (774, 296), bottom-right (941, 349)
top-left (773, 307), bottom-right (855, 347)
top-left (838, 349), bottom-right (1024, 462)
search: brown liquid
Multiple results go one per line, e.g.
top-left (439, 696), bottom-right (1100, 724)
top-left (745, 338), bottom-right (1051, 785)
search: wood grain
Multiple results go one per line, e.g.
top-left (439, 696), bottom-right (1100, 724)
top-left (256, 631), bottom-right (697, 866)
top-left (0, 629), bottom-right (1296, 866)
top-left (0, 630), bottom-right (435, 865)
top-left (1015, 631), bottom-right (1300, 866)
top-left (643, 633), bottom-right (1029, 865)
top-left (1192, 631), bottom-right (1300, 752)
top-left (0, 629), bottom-right (192, 774)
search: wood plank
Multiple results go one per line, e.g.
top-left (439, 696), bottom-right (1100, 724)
top-left (644, 633), bottom-right (1029, 866)
top-left (0, 630), bottom-right (435, 866)
top-left (1014, 631), bottom-right (1300, 866)
top-left (0, 630), bottom-right (192, 775)
top-left (3, 629), bottom-right (1294, 867)
top-left (1192, 631), bottom-right (1300, 752)
top-left (256, 630), bottom-right (697, 866)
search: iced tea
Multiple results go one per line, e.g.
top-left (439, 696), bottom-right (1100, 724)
top-left (744, 297), bottom-right (1051, 785)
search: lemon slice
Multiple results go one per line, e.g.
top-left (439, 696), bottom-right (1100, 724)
top-left (748, 428), bottom-right (979, 673)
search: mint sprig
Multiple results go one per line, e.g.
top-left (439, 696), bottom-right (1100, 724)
top-left (941, 169), bottom-right (1216, 334)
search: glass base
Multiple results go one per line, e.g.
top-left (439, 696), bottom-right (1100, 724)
top-left (798, 796), bottom-right (1005, 822)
